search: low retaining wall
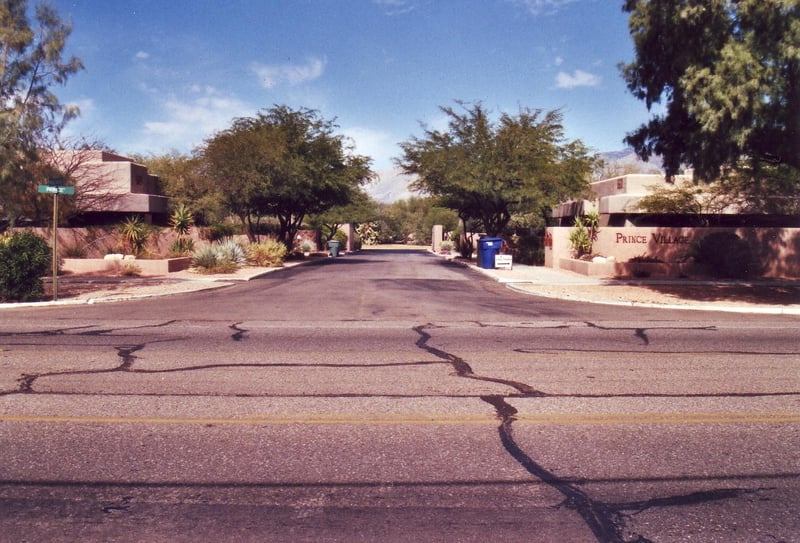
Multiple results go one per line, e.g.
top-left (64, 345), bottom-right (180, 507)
top-left (559, 258), bottom-right (699, 279)
top-left (62, 257), bottom-right (192, 276)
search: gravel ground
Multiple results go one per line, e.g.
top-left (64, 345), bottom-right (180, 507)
top-left (510, 281), bottom-right (800, 309)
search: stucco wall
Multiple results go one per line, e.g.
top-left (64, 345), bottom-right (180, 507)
top-left (545, 227), bottom-right (800, 278)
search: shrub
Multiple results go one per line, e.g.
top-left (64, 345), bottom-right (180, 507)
top-left (117, 216), bottom-right (152, 255)
top-left (62, 242), bottom-right (88, 258)
top-left (0, 231), bottom-right (52, 302)
top-left (690, 232), bottom-right (753, 279)
top-left (509, 231), bottom-right (545, 265)
top-left (191, 245), bottom-right (219, 270)
top-left (568, 211), bottom-right (599, 258)
top-left (198, 223), bottom-right (238, 242)
top-left (169, 237), bottom-right (195, 256)
top-left (118, 262), bottom-right (142, 276)
top-left (191, 240), bottom-right (247, 273)
top-left (249, 240), bottom-right (288, 267)
top-left (628, 254), bottom-right (664, 263)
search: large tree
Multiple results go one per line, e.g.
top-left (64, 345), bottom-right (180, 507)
top-left (621, 0), bottom-right (800, 181)
top-left (133, 150), bottom-right (225, 225)
top-left (201, 105), bottom-right (375, 246)
top-left (0, 0), bottom-right (83, 225)
top-left (397, 102), bottom-right (595, 237)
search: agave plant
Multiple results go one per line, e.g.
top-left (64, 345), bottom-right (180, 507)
top-left (191, 240), bottom-right (247, 273)
top-left (118, 216), bottom-right (150, 255)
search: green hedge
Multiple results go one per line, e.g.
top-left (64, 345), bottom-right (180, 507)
top-left (0, 231), bottom-right (52, 302)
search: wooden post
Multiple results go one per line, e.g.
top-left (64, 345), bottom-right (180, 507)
top-left (52, 192), bottom-right (58, 301)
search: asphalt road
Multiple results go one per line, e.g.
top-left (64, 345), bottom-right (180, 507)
top-left (1, 249), bottom-right (799, 542)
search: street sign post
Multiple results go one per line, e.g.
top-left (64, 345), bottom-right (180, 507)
top-left (37, 179), bottom-right (74, 301)
top-left (37, 185), bottom-right (75, 195)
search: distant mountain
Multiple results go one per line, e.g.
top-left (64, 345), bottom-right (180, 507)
top-left (597, 148), bottom-right (664, 175)
top-left (365, 168), bottom-right (418, 203)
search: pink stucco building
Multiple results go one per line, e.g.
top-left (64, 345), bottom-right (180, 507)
top-left (49, 150), bottom-right (168, 224)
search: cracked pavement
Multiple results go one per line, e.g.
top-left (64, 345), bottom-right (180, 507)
top-left (1, 249), bottom-right (799, 542)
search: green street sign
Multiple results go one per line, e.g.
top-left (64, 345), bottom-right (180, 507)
top-left (38, 184), bottom-right (75, 195)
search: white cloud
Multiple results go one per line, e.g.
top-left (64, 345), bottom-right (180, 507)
top-left (251, 57), bottom-right (326, 89)
top-left (135, 86), bottom-right (253, 152)
top-left (374, 0), bottom-right (416, 16)
top-left (134, 51), bottom-right (150, 60)
top-left (342, 126), bottom-right (397, 169)
top-left (507, 0), bottom-right (578, 16)
top-left (555, 69), bottom-right (601, 89)
top-left (554, 56), bottom-right (564, 66)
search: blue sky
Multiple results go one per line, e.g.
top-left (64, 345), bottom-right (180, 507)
top-left (51, 0), bottom-right (651, 197)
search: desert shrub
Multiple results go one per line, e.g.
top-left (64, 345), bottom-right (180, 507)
top-left (169, 204), bottom-right (194, 256)
top-left (192, 240), bottom-right (247, 273)
top-left (297, 239), bottom-right (316, 254)
top-left (117, 216), bottom-right (153, 255)
top-left (629, 254), bottom-right (664, 263)
top-left (62, 242), bottom-right (88, 258)
top-left (191, 245), bottom-right (219, 270)
top-left (454, 234), bottom-right (475, 259)
top-left (168, 237), bottom-right (195, 256)
top-left (690, 232), bottom-right (753, 278)
top-left (0, 230), bottom-right (52, 302)
top-left (118, 262), bottom-right (142, 276)
top-left (198, 223), bottom-right (238, 242)
top-left (248, 240), bottom-right (288, 267)
top-left (568, 211), bottom-right (599, 258)
top-left (508, 231), bottom-right (544, 265)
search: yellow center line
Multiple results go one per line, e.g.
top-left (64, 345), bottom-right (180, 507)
top-left (1, 413), bottom-right (799, 426)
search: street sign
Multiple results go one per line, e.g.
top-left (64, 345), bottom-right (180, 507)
top-left (38, 184), bottom-right (75, 195)
top-left (36, 180), bottom-right (74, 301)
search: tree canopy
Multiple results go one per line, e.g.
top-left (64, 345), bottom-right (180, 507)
top-left (0, 0), bottom-right (83, 225)
top-left (201, 105), bottom-right (375, 246)
top-left (397, 102), bottom-right (596, 237)
top-left (621, 0), bottom-right (800, 181)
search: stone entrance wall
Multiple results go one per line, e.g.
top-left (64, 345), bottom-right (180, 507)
top-left (545, 226), bottom-right (800, 278)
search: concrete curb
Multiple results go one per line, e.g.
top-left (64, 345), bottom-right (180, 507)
top-left (502, 282), bottom-right (800, 315)
top-left (0, 260), bottom-right (310, 310)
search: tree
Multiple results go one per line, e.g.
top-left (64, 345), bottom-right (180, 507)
top-left (397, 102), bottom-right (596, 238)
top-left (201, 106), bottom-right (375, 246)
top-left (621, 0), bottom-right (800, 182)
top-left (133, 150), bottom-right (224, 225)
top-left (308, 188), bottom-right (380, 244)
top-left (0, 0), bottom-right (83, 226)
top-left (381, 197), bottom-right (457, 245)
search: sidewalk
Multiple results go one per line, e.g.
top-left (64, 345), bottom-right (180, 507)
top-left (460, 257), bottom-right (800, 315)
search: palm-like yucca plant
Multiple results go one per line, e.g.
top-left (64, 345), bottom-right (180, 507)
top-left (118, 216), bottom-right (149, 255)
top-left (169, 203), bottom-right (194, 254)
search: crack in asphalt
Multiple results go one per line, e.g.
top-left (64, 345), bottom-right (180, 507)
top-left (413, 322), bottom-right (763, 543)
top-left (2, 319), bottom-right (787, 542)
top-left (3, 322), bottom-right (181, 396)
top-left (229, 322), bottom-right (248, 341)
top-left (413, 324), bottom-right (546, 396)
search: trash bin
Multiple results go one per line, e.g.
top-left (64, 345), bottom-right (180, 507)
top-left (327, 240), bottom-right (341, 257)
top-left (477, 237), bottom-right (503, 269)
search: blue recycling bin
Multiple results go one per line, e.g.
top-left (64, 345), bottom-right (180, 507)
top-left (477, 237), bottom-right (503, 269)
